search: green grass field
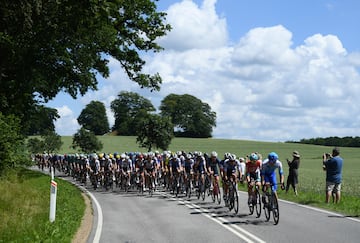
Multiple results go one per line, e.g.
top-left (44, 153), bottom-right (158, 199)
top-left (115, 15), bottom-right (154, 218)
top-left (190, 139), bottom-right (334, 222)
top-left (62, 135), bottom-right (360, 215)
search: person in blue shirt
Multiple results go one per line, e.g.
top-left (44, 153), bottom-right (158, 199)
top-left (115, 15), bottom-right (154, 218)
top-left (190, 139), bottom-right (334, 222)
top-left (323, 147), bottom-right (343, 203)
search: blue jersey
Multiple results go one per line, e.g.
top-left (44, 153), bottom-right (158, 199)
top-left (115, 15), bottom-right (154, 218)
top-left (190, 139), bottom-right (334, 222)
top-left (261, 159), bottom-right (283, 176)
top-left (261, 159), bottom-right (284, 190)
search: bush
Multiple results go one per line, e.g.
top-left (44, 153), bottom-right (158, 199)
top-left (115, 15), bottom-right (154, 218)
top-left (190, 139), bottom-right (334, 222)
top-left (0, 113), bottom-right (30, 174)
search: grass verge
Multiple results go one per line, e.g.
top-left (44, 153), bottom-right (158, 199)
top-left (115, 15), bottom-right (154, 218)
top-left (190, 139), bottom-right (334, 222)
top-left (0, 168), bottom-right (85, 243)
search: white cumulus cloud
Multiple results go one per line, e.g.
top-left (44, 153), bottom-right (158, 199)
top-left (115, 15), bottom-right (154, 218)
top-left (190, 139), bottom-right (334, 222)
top-left (51, 0), bottom-right (360, 142)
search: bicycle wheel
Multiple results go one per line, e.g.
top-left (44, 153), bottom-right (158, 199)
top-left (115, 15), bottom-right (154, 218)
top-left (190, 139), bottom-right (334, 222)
top-left (272, 195), bottom-right (279, 225)
top-left (264, 195), bottom-right (271, 221)
top-left (248, 195), bottom-right (254, 215)
top-left (233, 185), bottom-right (239, 214)
top-left (187, 183), bottom-right (192, 198)
top-left (211, 186), bottom-right (215, 202)
top-left (214, 183), bottom-right (221, 204)
top-left (255, 189), bottom-right (262, 218)
top-left (201, 182), bottom-right (206, 201)
top-left (228, 187), bottom-right (234, 211)
top-left (197, 182), bottom-right (201, 199)
top-left (149, 177), bottom-right (153, 197)
top-left (92, 174), bottom-right (98, 190)
top-left (125, 181), bottom-right (129, 193)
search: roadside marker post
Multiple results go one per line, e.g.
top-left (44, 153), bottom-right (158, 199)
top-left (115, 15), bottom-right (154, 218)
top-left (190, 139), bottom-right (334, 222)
top-left (49, 167), bottom-right (57, 222)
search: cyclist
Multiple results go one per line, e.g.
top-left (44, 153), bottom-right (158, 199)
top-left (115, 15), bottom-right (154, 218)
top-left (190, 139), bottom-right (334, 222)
top-left (154, 151), bottom-right (162, 185)
top-left (220, 153), bottom-right (230, 197)
top-left (193, 152), bottom-right (207, 189)
top-left (169, 154), bottom-right (182, 188)
top-left (144, 152), bottom-right (157, 190)
top-left (110, 154), bottom-right (117, 182)
top-left (120, 153), bottom-right (132, 186)
top-left (162, 152), bottom-right (171, 188)
top-left (103, 154), bottom-right (113, 189)
top-left (261, 152), bottom-right (285, 205)
top-left (246, 153), bottom-right (262, 205)
top-left (184, 153), bottom-right (195, 190)
top-left (223, 154), bottom-right (240, 202)
top-left (207, 151), bottom-right (220, 191)
top-left (135, 153), bottom-right (145, 190)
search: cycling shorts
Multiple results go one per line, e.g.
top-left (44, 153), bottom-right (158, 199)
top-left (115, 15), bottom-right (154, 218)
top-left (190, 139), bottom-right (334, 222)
top-left (263, 173), bottom-right (278, 191)
top-left (210, 165), bottom-right (219, 176)
top-left (248, 172), bottom-right (261, 182)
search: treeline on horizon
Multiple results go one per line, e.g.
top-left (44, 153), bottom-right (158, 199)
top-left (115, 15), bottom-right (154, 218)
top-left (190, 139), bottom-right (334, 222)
top-left (286, 136), bottom-right (360, 148)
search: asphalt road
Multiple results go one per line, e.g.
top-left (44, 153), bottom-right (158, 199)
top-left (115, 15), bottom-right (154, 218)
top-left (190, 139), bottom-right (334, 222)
top-left (85, 183), bottom-right (360, 243)
top-left (33, 167), bottom-right (359, 243)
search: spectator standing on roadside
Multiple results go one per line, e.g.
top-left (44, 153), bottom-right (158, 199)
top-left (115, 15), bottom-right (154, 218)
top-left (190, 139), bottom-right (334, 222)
top-left (323, 147), bottom-right (343, 203)
top-left (285, 151), bottom-right (301, 196)
top-left (239, 157), bottom-right (246, 183)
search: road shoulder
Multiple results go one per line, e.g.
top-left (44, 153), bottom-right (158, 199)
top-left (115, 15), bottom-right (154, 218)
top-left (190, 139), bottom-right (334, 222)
top-left (72, 192), bottom-right (93, 243)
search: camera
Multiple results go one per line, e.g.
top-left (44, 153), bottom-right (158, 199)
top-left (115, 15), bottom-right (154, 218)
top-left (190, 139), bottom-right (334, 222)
top-left (323, 153), bottom-right (332, 160)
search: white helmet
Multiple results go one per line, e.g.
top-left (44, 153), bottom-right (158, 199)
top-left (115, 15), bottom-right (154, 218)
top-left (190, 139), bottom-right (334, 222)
top-left (211, 151), bottom-right (218, 157)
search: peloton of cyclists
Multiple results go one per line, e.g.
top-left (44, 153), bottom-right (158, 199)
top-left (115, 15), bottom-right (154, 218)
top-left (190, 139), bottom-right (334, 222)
top-left (53, 150), bottom-right (289, 214)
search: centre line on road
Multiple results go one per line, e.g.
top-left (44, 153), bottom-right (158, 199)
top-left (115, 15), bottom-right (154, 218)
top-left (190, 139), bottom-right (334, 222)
top-left (158, 191), bottom-right (265, 243)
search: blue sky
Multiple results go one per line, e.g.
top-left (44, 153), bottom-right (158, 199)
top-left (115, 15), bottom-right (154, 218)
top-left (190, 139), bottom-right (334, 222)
top-left (47, 0), bottom-right (360, 142)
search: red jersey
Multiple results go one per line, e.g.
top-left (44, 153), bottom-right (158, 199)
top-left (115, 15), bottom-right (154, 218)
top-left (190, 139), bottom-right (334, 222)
top-left (246, 160), bottom-right (262, 174)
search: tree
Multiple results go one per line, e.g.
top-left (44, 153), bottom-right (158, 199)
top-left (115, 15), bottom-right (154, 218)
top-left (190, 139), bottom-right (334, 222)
top-left (0, 0), bottom-right (171, 133)
top-left (0, 113), bottom-right (29, 173)
top-left (111, 91), bottom-right (155, 135)
top-left (25, 106), bottom-right (60, 136)
top-left (78, 101), bottom-right (109, 135)
top-left (26, 130), bottom-right (63, 154)
top-left (27, 137), bottom-right (45, 155)
top-left (136, 114), bottom-right (173, 151)
top-left (42, 130), bottom-right (63, 154)
top-left (71, 128), bottom-right (103, 154)
top-left (160, 94), bottom-right (217, 138)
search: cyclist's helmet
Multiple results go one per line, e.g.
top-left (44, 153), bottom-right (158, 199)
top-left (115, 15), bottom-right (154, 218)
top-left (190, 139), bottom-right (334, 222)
top-left (249, 153), bottom-right (258, 161)
top-left (211, 151), bottom-right (218, 157)
top-left (268, 152), bottom-right (278, 162)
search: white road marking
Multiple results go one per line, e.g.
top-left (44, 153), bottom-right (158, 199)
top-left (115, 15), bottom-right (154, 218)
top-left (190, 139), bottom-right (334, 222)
top-left (76, 185), bottom-right (103, 243)
top-left (159, 191), bottom-right (266, 243)
top-left (279, 199), bottom-right (360, 223)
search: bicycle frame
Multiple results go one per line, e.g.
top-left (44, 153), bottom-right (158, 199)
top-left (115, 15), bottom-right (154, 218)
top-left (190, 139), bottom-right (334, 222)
top-left (263, 183), bottom-right (281, 225)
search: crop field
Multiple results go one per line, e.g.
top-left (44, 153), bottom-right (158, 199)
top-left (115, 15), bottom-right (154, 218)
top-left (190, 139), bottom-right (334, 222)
top-left (59, 135), bottom-right (360, 215)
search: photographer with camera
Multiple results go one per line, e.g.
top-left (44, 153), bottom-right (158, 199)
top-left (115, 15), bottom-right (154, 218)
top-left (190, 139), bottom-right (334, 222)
top-left (322, 147), bottom-right (343, 203)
